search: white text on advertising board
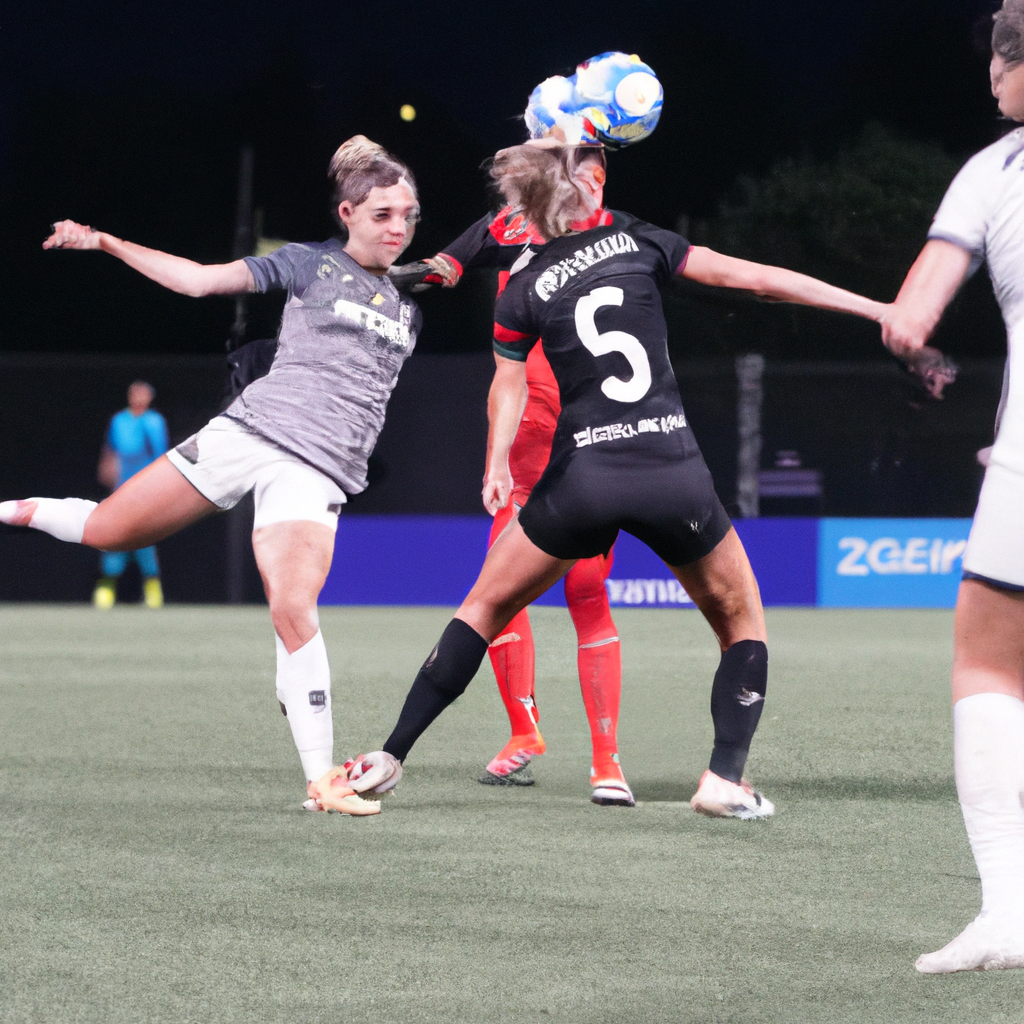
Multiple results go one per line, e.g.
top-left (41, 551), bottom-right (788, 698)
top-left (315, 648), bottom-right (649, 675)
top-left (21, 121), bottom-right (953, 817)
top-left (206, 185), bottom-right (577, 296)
top-left (836, 536), bottom-right (967, 576)
top-left (605, 578), bottom-right (694, 605)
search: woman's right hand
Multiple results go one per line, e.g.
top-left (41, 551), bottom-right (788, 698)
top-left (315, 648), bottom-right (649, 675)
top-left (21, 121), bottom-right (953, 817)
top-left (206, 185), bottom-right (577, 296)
top-left (482, 466), bottom-right (513, 516)
top-left (43, 220), bottom-right (102, 250)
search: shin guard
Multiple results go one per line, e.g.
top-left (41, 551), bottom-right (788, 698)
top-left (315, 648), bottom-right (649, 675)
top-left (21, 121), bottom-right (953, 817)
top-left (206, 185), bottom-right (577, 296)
top-left (383, 618), bottom-right (489, 762)
top-left (708, 639), bottom-right (768, 783)
top-left (275, 630), bottom-right (333, 783)
top-left (954, 693), bottom-right (1024, 919)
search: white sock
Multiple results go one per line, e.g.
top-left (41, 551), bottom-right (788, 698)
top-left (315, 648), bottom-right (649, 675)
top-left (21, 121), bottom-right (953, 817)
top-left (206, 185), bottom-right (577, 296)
top-left (0, 497), bottom-right (97, 543)
top-left (275, 630), bottom-right (334, 783)
top-left (954, 692), bottom-right (1024, 922)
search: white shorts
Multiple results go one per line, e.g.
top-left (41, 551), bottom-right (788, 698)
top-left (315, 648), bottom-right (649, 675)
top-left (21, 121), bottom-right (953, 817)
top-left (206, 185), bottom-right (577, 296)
top-left (963, 459), bottom-right (1024, 590)
top-left (166, 416), bottom-right (346, 531)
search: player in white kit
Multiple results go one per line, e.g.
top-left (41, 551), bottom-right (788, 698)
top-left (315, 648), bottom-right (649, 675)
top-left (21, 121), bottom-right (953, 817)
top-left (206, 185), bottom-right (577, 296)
top-left (883, 0), bottom-right (1024, 973)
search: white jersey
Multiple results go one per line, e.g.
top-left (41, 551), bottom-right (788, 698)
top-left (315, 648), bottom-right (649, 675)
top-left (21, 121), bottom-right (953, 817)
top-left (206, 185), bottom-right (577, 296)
top-left (931, 128), bottom-right (1024, 585)
top-left (930, 127), bottom-right (1024, 335)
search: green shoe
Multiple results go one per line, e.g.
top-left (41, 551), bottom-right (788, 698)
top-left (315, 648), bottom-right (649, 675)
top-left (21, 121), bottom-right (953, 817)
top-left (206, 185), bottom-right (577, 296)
top-left (92, 578), bottom-right (116, 610)
top-left (143, 577), bottom-right (164, 609)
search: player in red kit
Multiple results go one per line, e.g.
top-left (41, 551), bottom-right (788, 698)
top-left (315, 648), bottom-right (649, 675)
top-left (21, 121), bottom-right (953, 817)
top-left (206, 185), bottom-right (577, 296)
top-left (426, 190), bottom-right (632, 806)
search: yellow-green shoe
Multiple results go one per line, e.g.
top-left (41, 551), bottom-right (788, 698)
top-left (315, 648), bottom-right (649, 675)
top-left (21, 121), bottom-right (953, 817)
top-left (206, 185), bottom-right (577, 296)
top-left (143, 577), bottom-right (164, 609)
top-left (92, 578), bottom-right (116, 610)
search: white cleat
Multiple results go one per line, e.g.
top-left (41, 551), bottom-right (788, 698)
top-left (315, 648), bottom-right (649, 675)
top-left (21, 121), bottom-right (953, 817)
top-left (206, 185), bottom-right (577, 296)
top-left (591, 779), bottom-right (636, 807)
top-left (915, 915), bottom-right (1024, 973)
top-left (344, 751), bottom-right (403, 794)
top-left (689, 769), bottom-right (774, 820)
top-left (302, 797), bottom-right (325, 812)
top-left (0, 499), bottom-right (37, 527)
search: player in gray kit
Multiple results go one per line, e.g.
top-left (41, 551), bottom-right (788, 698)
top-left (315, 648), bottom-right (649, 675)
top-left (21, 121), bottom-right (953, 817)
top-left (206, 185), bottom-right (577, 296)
top-left (1, 136), bottom-right (421, 813)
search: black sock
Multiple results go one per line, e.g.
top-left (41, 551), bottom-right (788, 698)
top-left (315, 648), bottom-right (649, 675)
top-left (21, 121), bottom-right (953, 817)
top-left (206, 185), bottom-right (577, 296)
top-left (708, 639), bottom-right (768, 783)
top-left (382, 618), bottom-right (489, 763)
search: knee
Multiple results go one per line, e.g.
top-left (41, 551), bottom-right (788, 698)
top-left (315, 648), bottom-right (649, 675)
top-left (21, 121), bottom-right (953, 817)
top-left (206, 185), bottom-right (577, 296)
top-left (268, 593), bottom-right (319, 647)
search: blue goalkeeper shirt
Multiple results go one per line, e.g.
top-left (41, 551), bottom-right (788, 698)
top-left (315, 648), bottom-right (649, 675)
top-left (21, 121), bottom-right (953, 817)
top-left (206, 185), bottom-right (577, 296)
top-left (107, 408), bottom-right (168, 486)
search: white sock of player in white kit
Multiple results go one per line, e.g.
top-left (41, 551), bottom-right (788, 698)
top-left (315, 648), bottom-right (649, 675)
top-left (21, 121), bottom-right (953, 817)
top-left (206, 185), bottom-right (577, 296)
top-left (275, 630), bottom-right (334, 784)
top-left (916, 692), bottom-right (1024, 973)
top-left (0, 498), bottom-right (98, 543)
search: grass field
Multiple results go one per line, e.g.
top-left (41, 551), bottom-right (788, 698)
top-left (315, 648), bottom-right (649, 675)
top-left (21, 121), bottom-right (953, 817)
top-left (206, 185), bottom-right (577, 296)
top-left (2, 604), bottom-right (1023, 1023)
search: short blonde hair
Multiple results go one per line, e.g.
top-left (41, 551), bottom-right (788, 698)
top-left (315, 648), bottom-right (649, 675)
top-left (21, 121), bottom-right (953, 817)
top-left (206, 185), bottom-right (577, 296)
top-left (328, 136), bottom-right (417, 231)
top-left (488, 144), bottom-right (604, 241)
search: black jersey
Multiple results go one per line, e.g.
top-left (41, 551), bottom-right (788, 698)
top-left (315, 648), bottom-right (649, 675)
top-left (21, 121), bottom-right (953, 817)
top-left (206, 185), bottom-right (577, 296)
top-left (493, 211), bottom-right (698, 472)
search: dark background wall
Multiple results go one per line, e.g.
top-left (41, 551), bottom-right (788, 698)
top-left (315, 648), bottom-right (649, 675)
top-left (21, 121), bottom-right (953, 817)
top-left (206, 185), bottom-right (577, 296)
top-left (0, 349), bottom-right (1003, 602)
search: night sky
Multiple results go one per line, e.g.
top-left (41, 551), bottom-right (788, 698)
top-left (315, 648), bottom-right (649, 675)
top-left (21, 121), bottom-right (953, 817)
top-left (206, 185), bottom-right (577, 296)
top-left (1, 0), bottom-right (1006, 355)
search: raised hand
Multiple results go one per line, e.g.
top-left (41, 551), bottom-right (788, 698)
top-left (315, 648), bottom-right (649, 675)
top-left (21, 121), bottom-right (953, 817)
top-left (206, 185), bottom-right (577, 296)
top-left (43, 220), bottom-right (101, 250)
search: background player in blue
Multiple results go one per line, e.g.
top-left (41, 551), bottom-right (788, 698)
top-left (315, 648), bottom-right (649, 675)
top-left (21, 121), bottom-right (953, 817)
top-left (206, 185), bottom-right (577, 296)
top-left (93, 381), bottom-right (168, 609)
top-left (349, 138), bottom-right (894, 817)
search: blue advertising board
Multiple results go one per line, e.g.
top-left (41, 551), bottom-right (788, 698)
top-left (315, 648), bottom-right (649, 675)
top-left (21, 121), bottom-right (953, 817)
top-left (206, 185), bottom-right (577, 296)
top-left (817, 518), bottom-right (971, 608)
top-left (322, 515), bottom-right (820, 608)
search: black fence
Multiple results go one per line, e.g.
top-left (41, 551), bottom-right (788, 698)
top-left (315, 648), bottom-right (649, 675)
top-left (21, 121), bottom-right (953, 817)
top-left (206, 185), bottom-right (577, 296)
top-left (0, 352), bottom-right (1004, 602)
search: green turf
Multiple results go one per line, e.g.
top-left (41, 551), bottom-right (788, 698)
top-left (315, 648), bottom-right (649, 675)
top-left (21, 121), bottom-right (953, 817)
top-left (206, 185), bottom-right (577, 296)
top-left (1, 604), bottom-right (1022, 1023)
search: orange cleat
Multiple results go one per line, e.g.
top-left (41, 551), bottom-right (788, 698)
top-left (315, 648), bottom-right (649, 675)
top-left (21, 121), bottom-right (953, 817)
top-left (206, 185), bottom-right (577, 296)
top-left (306, 767), bottom-right (381, 815)
top-left (479, 731), bottom-right (546, 786)
top-left (590, 754), bottom-right (635, 807)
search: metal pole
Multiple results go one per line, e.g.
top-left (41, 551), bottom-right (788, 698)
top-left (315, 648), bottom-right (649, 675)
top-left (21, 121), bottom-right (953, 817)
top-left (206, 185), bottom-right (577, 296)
top-left (226, 145), bottom-right (254, 603)
top-left (735, 353), bottom-right (764, 519)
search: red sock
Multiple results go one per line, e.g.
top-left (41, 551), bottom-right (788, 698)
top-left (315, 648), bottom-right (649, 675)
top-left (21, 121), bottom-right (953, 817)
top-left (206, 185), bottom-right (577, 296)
top-left (487, 503), bottom-right (539, 737)
top-left (565, 549), bottom-right (621, 772)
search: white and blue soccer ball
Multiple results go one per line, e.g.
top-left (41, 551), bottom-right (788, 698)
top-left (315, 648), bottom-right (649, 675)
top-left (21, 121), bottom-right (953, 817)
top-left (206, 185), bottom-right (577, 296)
top-left (524, 51), bottom-right (663, 149)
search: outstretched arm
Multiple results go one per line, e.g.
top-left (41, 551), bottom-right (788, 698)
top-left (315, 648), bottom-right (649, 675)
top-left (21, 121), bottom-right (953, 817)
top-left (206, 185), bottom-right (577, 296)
top-left (880, 239), bottom-right (973, 358)
top-left (680, 246), bottom-right (890, 323)
top-left (482, 353), bottom-right (528, 515)
top-left (43, 220), bottom-right (255, 297)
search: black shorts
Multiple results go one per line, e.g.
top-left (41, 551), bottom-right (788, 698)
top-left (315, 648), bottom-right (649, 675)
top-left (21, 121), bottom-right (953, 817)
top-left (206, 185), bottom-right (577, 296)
top-left (518, 451), bottom-right (732, 566)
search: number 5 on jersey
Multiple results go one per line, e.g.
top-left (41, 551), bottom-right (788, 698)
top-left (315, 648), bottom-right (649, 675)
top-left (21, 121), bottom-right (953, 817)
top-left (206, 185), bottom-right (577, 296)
top-left (574, 286), bottom-right (652, 403)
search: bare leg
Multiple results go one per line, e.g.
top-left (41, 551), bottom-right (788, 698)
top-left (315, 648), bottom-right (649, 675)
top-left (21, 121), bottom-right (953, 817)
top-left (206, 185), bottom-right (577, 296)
top-left (84, 456), bottom-right (218, 549)
top-left (668, 527), bottom-right (766, 649)
top-left (252, 520), bottom-right (334, 653)
top-left (3, 455), bottom-right (216, 550)
top-left (252, 520), bottom-right (338, 788)
top-left (917, 579), bottom-right (1024, 973)
top-left (456, 518), bottom-right (576, 640)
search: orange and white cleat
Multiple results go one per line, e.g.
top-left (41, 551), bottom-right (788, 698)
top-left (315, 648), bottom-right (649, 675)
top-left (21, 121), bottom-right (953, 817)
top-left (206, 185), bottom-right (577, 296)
top-left (479, 731), bottom-right (546, 786)
top-left (689, 769), bottom-right (774, 820)
top-left (590, 755), bottom-right (635, 807)
top-left (305, 767), bottom-right (381, 815)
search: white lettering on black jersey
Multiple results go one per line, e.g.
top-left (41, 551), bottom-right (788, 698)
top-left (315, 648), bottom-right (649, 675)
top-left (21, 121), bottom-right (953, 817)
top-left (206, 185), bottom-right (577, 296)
top-left (494, 211), bottom-right (698, 472)
top-left (534, 233), bottom-right (640, 300)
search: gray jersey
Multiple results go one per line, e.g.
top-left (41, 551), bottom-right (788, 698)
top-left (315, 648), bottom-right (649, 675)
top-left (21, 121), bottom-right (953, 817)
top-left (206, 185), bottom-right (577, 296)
top-left (226, 239), bottom-right (421, 494)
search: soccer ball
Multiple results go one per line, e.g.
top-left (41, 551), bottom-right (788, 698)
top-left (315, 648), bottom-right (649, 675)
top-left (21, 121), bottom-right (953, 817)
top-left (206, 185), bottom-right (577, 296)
top-left (524, 51), bottom-right (663, 150)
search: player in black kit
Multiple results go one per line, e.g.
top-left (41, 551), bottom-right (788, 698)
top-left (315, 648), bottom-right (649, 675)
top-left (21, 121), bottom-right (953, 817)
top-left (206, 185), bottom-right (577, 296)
top-left (350, 140), bottom-right (893, 817)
